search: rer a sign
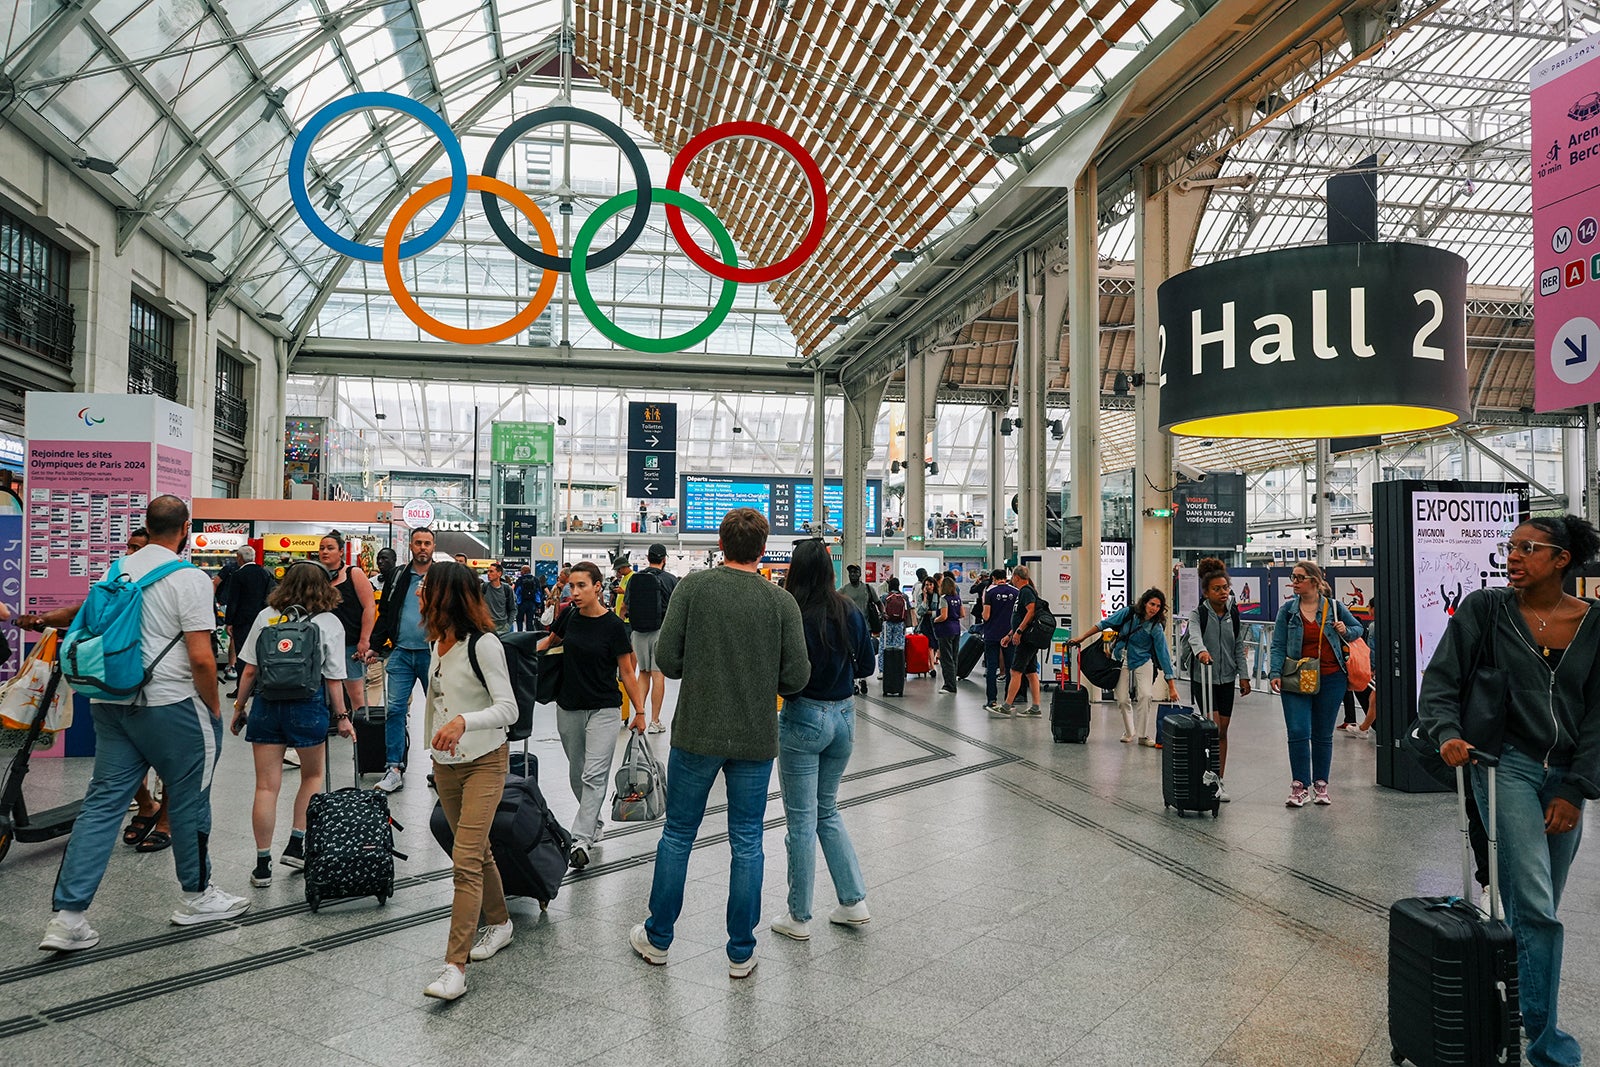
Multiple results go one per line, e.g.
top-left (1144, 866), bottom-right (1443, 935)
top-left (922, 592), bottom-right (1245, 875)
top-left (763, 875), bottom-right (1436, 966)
top-left (1157, 243), bottom-right (1470, 439)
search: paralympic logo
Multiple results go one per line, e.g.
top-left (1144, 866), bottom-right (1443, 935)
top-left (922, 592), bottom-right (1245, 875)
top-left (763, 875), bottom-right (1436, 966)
top-left (289, 92), bottom-right (827, 353)
top-left (77, 407), bottom-right (105, 427)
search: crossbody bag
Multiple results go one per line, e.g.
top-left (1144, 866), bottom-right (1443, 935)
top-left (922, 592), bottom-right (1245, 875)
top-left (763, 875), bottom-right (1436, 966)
top-left (1281, 598), bottom-right (1326, 695)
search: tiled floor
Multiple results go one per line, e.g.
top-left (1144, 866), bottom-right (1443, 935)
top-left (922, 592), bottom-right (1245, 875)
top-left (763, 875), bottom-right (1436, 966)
top-left (1, 670), bottom-right (1596, 1066)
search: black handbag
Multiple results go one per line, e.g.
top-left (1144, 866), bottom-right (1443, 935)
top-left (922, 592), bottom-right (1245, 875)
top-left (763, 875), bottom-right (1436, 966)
top-left (1459, 596), bottom-right (1508, 758)
top-left (1078, 636), bottom-right (1122, 690)
top-left (535, 645), bottom-right (564, 705)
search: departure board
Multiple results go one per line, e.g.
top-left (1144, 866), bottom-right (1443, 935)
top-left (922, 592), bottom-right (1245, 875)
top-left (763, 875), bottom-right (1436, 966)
top-left (680, 474), bottom-right (883, 536)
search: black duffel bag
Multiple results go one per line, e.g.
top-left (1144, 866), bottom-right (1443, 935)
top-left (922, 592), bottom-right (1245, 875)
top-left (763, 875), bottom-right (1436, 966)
top-left (430, 771), bottom-right (572, 905)
top-left (1078, 636), bottom-right (1123, 691)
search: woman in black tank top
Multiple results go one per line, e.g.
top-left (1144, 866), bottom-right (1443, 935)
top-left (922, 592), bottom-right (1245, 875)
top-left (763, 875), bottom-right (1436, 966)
top-left (319, 532), bottom-right (376, 717)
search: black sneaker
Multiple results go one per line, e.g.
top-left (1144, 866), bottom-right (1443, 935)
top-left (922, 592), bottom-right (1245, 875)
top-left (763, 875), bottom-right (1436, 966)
top-left (280, 836), bottom-right (305, 870)
top-left (250, 858), bottom-right (272, 887)
top-left (569, 845), bottom-right (590, 870)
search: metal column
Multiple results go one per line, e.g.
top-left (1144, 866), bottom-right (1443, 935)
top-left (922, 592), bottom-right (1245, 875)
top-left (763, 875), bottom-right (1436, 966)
top-left (1068, 167), bottom-right (1102, 635)
top-left (842, 379), bottom-right (884, 569)
top-left (1132, 164), bottom-right (1177, 591)
top-left (1315, 437), bottom-right (1332, 567)
top-left (988, 405), bottom-right (1007, 569)
top-left (813, 370), bottom-right (827, 533)
top-left (903, 340), bottom-right (927, 546)
top-left (1564, 423), bottom-right (1585, 514)
top-left (1588, 405), bottom-right (1598, 521)
top-left (1017, 250), bottom-right (1047, 550)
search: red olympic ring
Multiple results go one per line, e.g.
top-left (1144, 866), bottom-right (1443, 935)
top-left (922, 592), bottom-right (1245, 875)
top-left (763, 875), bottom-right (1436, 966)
top-left (665, 121), bottom-right (827, 285)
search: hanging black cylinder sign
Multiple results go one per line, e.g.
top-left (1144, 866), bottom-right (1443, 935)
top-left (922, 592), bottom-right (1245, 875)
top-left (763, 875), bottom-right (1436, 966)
top-left (1157, 243), bottom-right (1471, 439)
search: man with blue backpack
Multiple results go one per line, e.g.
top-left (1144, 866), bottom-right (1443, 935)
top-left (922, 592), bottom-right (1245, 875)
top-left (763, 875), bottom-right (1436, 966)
top-left (39, 495), bottom-right (248, 953)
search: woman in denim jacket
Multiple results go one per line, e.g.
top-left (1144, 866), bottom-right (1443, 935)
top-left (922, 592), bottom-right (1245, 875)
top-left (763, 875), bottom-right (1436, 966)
top-left (770, 539), bottom-right (876, 941)
top-left (1269, 561), bottom-right (1362, 807)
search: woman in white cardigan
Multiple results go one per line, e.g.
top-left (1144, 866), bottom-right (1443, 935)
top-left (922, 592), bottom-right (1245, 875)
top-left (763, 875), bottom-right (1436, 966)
top-left (417, 562), bottom-right (520, 1002)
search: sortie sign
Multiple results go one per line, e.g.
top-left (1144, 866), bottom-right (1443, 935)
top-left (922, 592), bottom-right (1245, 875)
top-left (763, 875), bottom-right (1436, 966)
top-left (1157, 243), bottom-right (1470, 438)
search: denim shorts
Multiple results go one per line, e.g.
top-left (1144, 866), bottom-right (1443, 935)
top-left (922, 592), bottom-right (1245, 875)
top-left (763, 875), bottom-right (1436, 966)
top-left (344, 645), bottom-right (365, 680)
top-left (245, 692), bottom-right (329, 748)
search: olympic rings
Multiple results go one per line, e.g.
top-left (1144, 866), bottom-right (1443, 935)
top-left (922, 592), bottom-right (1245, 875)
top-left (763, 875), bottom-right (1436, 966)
top-left (666, 122), bottom-right (827, 284)
top-left (571, 188), bottom-right (739, 354)
top-left (290, 93), bottom-right (467, 262)
top-left (288, 99), bottom-right (827, 353)
top-left (479, 107), bottom-right (653, 273)
top-left (384, 175), bottom-right (559, 345)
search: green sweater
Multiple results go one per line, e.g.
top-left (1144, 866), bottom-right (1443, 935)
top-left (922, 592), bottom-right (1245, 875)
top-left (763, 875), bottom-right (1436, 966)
top-left (656, 566), bottom-right (812, 761)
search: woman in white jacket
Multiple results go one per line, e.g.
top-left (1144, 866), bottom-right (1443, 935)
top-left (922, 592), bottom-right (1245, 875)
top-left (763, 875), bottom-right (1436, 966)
top-left (418, 562), bottom-right (520, 1002)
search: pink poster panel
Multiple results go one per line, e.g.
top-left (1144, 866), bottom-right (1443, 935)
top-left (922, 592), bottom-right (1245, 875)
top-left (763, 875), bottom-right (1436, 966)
top-left (24, 440), bottom-right (154, 614)
top-left (1532, 31), bottom-right (1600, 411)
top-left (155, 445), bottom-right (193, 499)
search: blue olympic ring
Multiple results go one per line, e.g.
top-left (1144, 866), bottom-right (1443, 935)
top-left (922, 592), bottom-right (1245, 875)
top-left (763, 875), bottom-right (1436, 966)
top-left (288, 92), bottom-right (468, 263)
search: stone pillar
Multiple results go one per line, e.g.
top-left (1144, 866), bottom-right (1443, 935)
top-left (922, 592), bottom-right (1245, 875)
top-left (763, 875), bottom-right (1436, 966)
top-left (842, 377), bottom-right (885, 568)
top-left (1069, 167), bottom-right (1102, 635)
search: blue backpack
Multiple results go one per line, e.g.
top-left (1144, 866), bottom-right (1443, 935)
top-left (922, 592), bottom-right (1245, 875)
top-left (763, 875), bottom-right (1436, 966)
top-left (61, 557), bottom-right (194, 700)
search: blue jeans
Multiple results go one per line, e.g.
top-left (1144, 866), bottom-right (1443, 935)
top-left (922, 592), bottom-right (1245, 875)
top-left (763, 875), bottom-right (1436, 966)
top-left (1278, 672), bottom-right (1347, 785)
top-left (1473, 746), bottom-right (1585, 1067)
top-left (778, 697), bottom-right (866, 922)
top-left (644, 748), bottom-right (773, 963)
top-left (983, 640), bottom-right (1009, 704)
top-left (384, 646), bottom-right (431, 768)
top-left (54, 699), bottom-right (224, 911)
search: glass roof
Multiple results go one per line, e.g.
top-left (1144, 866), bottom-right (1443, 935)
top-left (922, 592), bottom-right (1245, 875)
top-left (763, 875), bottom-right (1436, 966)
top-left (4, 0), bottom-right (1184, 355)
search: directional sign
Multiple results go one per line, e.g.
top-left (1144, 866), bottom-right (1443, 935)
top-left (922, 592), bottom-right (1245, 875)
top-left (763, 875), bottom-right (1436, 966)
top-left (628, 402), bottom-right (678, 452)
top-left (628, 450), bottom-right (677, 499)
top-left (491, 421), bottom-right (554, 465)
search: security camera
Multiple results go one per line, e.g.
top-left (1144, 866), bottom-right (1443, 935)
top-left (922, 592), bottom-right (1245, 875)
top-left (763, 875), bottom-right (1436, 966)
top-left (1174, 461), bottom-right (1207, 482)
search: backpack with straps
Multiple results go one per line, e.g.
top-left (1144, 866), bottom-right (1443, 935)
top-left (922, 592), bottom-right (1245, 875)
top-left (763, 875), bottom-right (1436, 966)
top-left (467, 630), bottom-right (539, 741)
top-left (1197, 601), bottom-right (1242, 640)
top-left (61, 557), bottom-right (194, 701)
top-left (883, 591), bottom-right (909, 622)
top-left (256, 606), bottom-right (325, 701)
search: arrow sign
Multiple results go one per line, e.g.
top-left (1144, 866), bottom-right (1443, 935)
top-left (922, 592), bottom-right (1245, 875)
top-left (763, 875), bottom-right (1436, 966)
top-left (627, 450), bottom-right (677, 500)
top-left (1565, 333), bottom-right (1588, 366)
top-left (646, 484), bottom-right (658, 494)
top-left (628, 402), bottom-right (677, 452)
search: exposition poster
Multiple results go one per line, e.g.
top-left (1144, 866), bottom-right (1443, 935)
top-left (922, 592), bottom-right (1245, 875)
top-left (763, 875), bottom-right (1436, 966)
top-left (1410, 490), bottom-right (1521, 700)
top-left (1532, 30), bottom-right (1600, 410)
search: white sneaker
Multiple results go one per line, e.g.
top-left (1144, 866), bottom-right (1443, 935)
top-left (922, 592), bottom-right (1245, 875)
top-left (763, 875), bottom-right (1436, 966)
top-left (424, 963), bottom-right (466, 1001)
top-left (1216, 779), bottom-right (1231, 803)
top-left (1478, 885), bottom-right (1506, 921)
top-left (375, 767), bottom-right (404, 794)
top-left (629, 922), bottom-right (668, 966)
top-left (728, 946), bottom-right (758, 979)
top-left (468, 920), bottom-right (514, 961)
top-left (829, 900), bottom-right (871, 926)
top-left (39, 914), bottom-right (100, 952)
top-left (646, 721), bottom-right (665, 734)
top-left (170, 884), bottom-right (249, 926)
top-left (770, 913), bottom-right (811, 941)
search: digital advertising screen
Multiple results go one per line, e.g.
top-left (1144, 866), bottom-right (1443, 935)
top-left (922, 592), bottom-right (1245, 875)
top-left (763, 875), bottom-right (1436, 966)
top-left (680, 474), bottom-right (883, 537)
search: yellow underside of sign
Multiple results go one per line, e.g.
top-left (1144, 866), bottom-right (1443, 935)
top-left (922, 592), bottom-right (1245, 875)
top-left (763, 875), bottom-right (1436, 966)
top-left (1168, 405), bottom-right (1460, 439)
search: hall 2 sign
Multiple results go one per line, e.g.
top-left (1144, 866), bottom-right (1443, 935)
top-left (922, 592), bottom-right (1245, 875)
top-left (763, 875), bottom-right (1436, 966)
top-left (1156, 243), bottom-right (1471, 439)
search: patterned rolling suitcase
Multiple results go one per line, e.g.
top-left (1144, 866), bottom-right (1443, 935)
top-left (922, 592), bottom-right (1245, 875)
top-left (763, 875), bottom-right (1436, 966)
top-left (303, 787), bottom-right (406, 910)
top-left (1160, 664), bottom-right (1220, 817)
top-left (1389, 757), bottom-right (1520, 1066)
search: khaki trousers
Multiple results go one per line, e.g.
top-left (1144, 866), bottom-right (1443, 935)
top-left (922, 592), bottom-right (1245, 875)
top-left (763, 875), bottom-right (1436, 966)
top-left (432, 744), bottom-right (511, 966)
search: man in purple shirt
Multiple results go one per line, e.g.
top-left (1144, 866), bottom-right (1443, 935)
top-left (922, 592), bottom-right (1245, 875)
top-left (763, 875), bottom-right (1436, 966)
top-left (980, 569), bottom-right (1017, 710)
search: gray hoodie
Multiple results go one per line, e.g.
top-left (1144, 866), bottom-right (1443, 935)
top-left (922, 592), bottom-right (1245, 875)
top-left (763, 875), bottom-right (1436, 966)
top-left (1417, 587), bottom-right (1600, 807)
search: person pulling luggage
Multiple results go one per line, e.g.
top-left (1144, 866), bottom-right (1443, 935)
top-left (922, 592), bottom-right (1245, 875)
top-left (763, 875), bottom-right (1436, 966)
top-left (1182, 558), bottom-right (1250, 802)
top-left (1065, 587), bottom-right (1180, 741)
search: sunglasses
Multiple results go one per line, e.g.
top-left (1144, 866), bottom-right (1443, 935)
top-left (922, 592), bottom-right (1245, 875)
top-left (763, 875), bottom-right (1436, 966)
top-left (1500, 539), bottom-right (1563, 556)
top-left (1291, 574), bottom-right (1315, 583)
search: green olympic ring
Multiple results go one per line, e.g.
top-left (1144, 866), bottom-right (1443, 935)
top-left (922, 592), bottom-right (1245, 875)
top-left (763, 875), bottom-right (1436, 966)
top-left (571, 187), bottom-right (739, 355)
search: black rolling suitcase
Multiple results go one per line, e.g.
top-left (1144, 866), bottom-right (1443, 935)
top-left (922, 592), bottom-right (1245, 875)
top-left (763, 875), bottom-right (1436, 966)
top-left (956, 632), bottom-right (984, 681)
top-left (1389, 756), bottom-right (1520, 1067)
top-left (350, 662), bottom-right (390, 779)
top-left (1050, 658), bottom-right (1091, 743)
top-left (882, 646), bottom-right (906, 697)
top-left (1161, 663), bottom-right (1220, 817)
top-left (303, 787), bottom-right (406, 911)
top-left (430, 743), bottom-right (572, 908)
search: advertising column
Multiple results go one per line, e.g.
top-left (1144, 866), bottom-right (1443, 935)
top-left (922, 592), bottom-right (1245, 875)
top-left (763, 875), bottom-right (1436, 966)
top-left (1532, 30), bottom-right (1600, 411)
top-left (23, 394), bottom-right (194, 756)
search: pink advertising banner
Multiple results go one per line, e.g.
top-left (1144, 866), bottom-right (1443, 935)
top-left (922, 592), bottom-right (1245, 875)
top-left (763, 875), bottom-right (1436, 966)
top-left (155, 444), bottom-right (193, 499)
top-left (1532, 30), bottom-right (1600, 411)
top-left (24, 440), bottom-right (155, 614)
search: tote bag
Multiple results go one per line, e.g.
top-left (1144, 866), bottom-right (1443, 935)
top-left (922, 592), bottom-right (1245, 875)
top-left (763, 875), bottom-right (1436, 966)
top-left (0, 629), bottom-right (75, 732)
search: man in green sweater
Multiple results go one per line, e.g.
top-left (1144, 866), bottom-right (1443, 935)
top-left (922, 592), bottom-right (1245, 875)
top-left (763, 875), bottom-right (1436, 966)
top-left (629, 508), bottom-right (811, 979)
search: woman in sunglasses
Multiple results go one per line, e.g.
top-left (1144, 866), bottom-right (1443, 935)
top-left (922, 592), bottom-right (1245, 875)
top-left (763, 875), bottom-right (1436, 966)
top-left (1419, 515), bottom-right (1600, 1067)
top-left (1268, 561), bottom-right (1362, 808)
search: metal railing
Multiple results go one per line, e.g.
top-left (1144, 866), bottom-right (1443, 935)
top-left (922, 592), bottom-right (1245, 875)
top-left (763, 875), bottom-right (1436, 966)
top-left (0, 272), bottom-right (75, 368)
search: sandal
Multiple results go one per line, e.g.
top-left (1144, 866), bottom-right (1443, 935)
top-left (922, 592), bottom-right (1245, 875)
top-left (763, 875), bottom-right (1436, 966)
top-left (134, 830), bottom-right (172, 853)
top-left (123, 814), bottom-right (158, 846)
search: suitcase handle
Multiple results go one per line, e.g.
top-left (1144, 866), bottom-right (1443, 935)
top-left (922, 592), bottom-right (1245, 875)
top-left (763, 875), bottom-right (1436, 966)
top-left (1453, 759), bottom-right (1500, 916)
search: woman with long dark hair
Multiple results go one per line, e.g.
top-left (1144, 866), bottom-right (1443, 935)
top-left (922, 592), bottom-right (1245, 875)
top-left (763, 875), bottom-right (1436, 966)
top-left (418, 562), bottom-right (520, 1001)
top-left (1268, 561), bottom-right (1362, 807)
top-left (1420, 515), bottom-right (1600, 1067)
top-left (1067, 587), bottom-right (1180, 744)
top-left (933, 575), bottom-right (965, 693)
top-left (230, 562), bottom-right (353, 887)
top-left (318, 531), bottom-right (375, 728)
top-left (769, 540), bottom-right (875, 941)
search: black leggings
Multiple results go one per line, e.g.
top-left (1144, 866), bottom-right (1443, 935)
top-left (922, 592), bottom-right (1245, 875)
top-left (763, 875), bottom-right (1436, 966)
top-left (938, 634), bottom-right (959, 689)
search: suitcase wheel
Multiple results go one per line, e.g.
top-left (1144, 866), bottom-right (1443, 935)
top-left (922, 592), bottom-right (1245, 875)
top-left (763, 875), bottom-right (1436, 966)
top-left (538, 899), bottom-right (549, 911)
top-left (1211, 807), bottom-right (1219, 819)
top-left (376, 894), bottom-right (387, 906)
top-left (1390, 1051), bottom-right (1404, 1065)
top-left (307, 888), bottom-right (321, 913)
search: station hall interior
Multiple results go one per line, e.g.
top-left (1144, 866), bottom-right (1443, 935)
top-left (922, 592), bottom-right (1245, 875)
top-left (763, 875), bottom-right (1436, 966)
top-left (2, 0), bottom-right (1600, 1064)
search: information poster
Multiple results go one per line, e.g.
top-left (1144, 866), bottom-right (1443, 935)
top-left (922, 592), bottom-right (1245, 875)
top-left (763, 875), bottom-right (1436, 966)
top-left (1172, 473), bottom-right (1247, 549)
top-left (1410, 490), bottom-right (1520, 699)
top-left (1035, 540), bottom-right (1132, 622)
top-left (1532, 30), bottom-right (1600, 411)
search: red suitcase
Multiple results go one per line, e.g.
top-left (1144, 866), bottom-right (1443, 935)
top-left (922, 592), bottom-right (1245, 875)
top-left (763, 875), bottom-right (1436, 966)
top-left (905, 633), bottom-right (933, 676)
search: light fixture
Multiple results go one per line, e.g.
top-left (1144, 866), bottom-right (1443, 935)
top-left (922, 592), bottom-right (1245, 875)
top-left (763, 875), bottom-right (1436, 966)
top-left (828, 313), bottom-right (850, 325)
top-left (1112, 371), bottom-right (1130, 396)
top-left (926, 460), bottom-right (939, 475)
top-left (260, 86), bottom-right (288, 121)
top-left (1049, 419), bottom-right (1064, 440)
top-left (889, 249), bottom-right (919, 264)
top-left (556, 415), bottom-right (567, 426)
top-left (183, 249), bottom-right (216, 263)
top-left (988, 134), bottom-right (1028, 155)
top-left (891, 460), bottom-right (902, 474)
top-left (260, 311), bottom-right (284, 323)
top-left (321, 181), bottom-right (343, 211)
top-left (558, 201), bottom-right (574, 215)
top-left (374, 412), bottom-right (388, 421)
top-left (732, 425), bottom-right (744, 434)
top-left (999, 417), bottom-right (1014, 436)
top-left (73, 156), bottom-right (118, 174)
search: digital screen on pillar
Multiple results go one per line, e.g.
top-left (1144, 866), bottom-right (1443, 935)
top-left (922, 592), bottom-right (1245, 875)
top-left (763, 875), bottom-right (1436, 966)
top-left (679, 474), bottom-right (883, 536)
